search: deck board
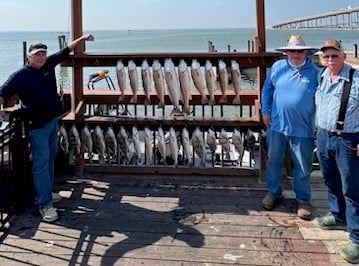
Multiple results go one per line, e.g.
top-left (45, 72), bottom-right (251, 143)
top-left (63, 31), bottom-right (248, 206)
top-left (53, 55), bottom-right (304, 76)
top-left (0, 170), bottom-right (352, 265)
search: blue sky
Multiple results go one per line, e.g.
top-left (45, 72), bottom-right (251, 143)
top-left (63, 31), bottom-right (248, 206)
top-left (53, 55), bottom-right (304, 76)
top-left (0, 0), bottom-right (357, 31)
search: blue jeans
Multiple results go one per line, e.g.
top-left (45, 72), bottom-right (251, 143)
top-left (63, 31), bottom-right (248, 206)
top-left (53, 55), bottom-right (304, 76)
top-left (266, 129), bottom-right (314, 202)
top-left (28, 118), bottom-right (58, 209)
top-left (316, 129), bottom-right (359, 244)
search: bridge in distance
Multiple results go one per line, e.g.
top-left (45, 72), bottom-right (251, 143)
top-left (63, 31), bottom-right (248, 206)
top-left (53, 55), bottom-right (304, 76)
top-left (272, 6), bottom-right (359, 29)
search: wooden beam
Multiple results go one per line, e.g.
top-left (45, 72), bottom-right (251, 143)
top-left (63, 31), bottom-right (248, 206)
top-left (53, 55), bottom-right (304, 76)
top-left (256, 0), bottom-right (266, 52)
top-left (71, 0), bottom-right (84, 117)
top-left (61, 52), bottom-right (282, 68)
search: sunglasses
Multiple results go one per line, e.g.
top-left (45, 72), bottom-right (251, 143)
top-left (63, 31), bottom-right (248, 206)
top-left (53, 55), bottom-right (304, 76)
top-left (323, 54), bottom-right (339, 59)
top-left (287, 50), bottom-right (305, 53)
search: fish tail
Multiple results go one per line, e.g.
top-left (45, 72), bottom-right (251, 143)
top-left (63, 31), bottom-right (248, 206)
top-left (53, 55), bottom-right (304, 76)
top-left (219, 95), bottom-right (227, 104)
top-left (182, 106), bottom-right (191, 116)
top-left (170, 107), bottom-right (183, 116)
top-left (118, 94), bottom-right (124, 102)
top-left (232, 95), bottom-right (241, 104)
top-left (130, 95), bottom-right (138, 103)
top-left (208, 97), bottom-right (215, 105)
top-left (157, 101), bottom-right (165, 108)
top-left (144, 97), bottom-right (152, 105)
top-left (201, 95), bottom-right (209, 105)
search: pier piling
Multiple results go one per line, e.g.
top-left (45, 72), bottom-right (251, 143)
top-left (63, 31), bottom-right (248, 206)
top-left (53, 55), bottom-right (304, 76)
top-left (354, 44), bottom-right (358, 58)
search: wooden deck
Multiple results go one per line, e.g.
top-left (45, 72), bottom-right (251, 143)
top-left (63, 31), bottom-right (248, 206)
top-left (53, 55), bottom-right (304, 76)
top-left (0, 170), bottom-right (352, 265)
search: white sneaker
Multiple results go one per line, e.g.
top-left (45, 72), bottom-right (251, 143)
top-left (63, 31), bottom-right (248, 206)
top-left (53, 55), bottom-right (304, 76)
top-left (39, 206), bottom-right (59, 222)
top-left (52, 192), bottom-right (62, 203)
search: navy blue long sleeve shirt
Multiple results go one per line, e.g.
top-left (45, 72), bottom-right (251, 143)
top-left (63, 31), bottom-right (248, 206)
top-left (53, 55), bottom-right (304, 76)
top-left (0, 47), bottom-right (70, 121)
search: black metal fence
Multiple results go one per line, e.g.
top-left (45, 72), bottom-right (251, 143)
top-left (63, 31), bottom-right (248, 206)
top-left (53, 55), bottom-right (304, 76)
top-left (0, 112), bottom-right (32, 231)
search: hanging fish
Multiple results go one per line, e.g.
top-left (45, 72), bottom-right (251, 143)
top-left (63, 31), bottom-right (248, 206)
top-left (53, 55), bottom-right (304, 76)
top-left (182, 127), bottom-right (192, 166)
top-left (144, 127), bottom-right (153, 166)
top-left (218, 128), bottom-right (230, 159)
top-left (206, 128), bottom-right (217, 166)
top-left (205, 60), bottom-right (216, 105)
top-left (157, 127), bottom-right (167, 165)
top-left (206, 128), bottom-right (217, 155)
top-left (93, 125), bottom-right (106, 165)
top-left (169, 127), bottom-right (179, 166)
top-left (128, 60), bottom-right (139, 103)
top-left (152, 60), bottom-right (165, 108)
top-left (132, 126), bottom-right (142, 165)
top-left (58, 124), bottom-right (69, 155)
top-left (164, 58), bottom-right (181, 115)
top-left (178, 59), bottom-right (192, 115)
top-left (105, 126), bottom-right (117, 164)
top-left (117, 126), bottom-right (129, 165)
top-left (191, 127), bottom-right (206, 167)
top-left (80, 124), bottom-right (93, 164)
top-left (116, 60), bottom-right (126, 102)
top-left (191, 59), bottom-right (208, 105)
top-left (68, 124), bottom-right (81, 157)
top-left (244, 128), bottom-right (256, 161)
top-left (218, 60), bottom-right (228, 103)
top-left (232, 129), bottom-right (244, 164)
top-left (141, 59), bottom-right (152, 105)
top-left (231, 60), bottom-right (241, 104)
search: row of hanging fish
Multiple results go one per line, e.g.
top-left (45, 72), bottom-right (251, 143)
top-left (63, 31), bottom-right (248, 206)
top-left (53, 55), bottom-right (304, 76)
top-left (58, 124), bottom-right (258, 167)
top-left (115, 58), bottom-right (242, 115)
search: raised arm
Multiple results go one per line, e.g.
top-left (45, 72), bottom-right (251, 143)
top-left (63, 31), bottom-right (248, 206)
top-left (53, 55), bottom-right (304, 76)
top-left (67, 34), bottom-right (95, 52)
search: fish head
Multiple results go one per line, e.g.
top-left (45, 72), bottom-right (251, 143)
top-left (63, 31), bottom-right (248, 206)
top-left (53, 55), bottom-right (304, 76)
top-left (116, 60), bottom-right (124, 70)
top-left (141, 59), bottom-right (149, 69)
top-left (205, 60), bottom-right (213, 71)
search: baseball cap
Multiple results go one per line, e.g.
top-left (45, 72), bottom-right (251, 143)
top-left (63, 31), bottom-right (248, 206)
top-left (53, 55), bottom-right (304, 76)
top-left (320, 39), bottom-right (344, 52)
top-left (28, 43), bottom-right (48, 55)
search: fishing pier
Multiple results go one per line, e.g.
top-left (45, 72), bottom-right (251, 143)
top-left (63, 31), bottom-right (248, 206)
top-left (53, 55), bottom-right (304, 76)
top-left (272, 6), bottom-right (359, 29)
top-left (0, 1), bottom-right (351, 265)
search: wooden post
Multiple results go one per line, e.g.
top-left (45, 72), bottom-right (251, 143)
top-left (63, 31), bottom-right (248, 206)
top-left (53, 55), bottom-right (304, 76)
top-left (255, 0), bottom-right (266, 53)
top-left (208, 41), bottom-right (213, 52)
top-left (256, 0), bottom-right (267, 182)
top-left (22, 41), bottom-right (27, 65)
top-left (354, 44), bottom-right (358, 58)
top-left (71, 0), bottom-right (84, 117)
top-left (71, 0), bottom-right (85, 175)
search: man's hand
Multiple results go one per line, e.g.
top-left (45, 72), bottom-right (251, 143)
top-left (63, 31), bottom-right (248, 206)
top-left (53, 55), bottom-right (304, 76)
top-left (262, 115), bottom-right (271, 128)
top-left (0, 110), bottom-right (5, 122)
top-left (83, 34), bottom-right (94, 42)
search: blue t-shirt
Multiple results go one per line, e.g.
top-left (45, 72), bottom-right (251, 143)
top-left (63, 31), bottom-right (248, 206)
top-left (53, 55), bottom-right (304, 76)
top-left (261, 58), bottom-right (319, 138)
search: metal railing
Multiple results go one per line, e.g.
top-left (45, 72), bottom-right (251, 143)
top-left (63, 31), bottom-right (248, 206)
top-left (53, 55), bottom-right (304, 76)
top-left (0, 112), bottom-right (32, 231)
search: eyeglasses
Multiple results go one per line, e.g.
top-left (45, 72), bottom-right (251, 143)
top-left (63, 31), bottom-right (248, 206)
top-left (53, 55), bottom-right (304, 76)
top-left (323, 54), bottom-right (339, 59)
top-left (287, 50), bottom-right (305, 53)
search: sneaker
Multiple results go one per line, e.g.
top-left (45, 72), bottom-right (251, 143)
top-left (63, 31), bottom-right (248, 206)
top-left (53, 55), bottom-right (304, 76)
top-left (314, 214), bottom-right (346, 230)
top-left (297, 203), bottom-right (312, 220)
top-left (52, 192), bottom-right (62, 203)
top-left (39, 206), bottom-right (59, 222)
top-left (262, 193), bottom-right (283, 210)
top-left (340, 242), bottom-right (359, 264)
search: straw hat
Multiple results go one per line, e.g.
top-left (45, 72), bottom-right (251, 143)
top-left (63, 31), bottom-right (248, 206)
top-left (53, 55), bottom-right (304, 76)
top-left (276, 35), bottom-right (318, 53)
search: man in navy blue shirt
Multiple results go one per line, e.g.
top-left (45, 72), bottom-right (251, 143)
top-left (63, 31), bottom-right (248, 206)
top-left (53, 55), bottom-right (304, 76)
top-left (0, 34), bottom-right (94, 222)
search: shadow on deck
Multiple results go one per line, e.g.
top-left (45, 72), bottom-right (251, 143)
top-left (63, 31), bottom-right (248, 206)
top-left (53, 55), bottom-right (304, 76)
top-left (0, 171), bottom-right (352, 265)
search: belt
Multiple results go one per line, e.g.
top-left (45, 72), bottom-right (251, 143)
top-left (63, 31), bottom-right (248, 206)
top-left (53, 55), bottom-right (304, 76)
top-left (320, 129), bottom-right (359, 137)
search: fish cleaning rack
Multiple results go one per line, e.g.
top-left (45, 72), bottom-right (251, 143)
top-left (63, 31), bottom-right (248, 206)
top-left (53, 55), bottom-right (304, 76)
top-left (59, 52), bottom-right (283, 177)
top-left (56, 0), bottom-right (282, 176)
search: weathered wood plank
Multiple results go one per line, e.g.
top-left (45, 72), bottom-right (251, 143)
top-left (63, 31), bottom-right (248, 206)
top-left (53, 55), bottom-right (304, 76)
top-left (0, 170), bottom-right (349, 265)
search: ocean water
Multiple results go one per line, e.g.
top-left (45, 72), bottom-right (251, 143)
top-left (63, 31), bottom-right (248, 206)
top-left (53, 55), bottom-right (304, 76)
top-left (0, 28), bottom-right (358, 88)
